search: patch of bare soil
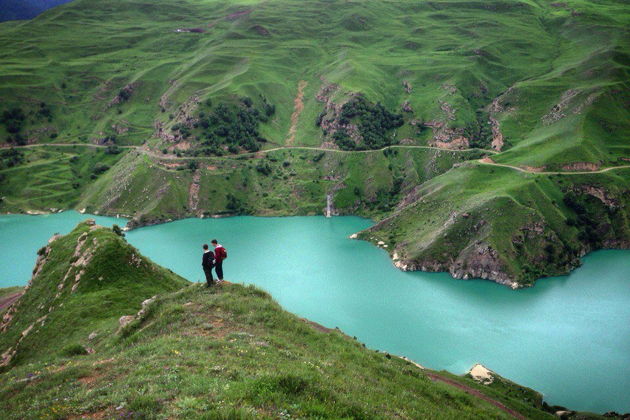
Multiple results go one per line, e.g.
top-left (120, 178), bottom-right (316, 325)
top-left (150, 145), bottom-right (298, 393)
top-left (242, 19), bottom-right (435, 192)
top-left (188, 170), bottom-right (201, 212)
top-left (67, 408), bottom-right (111, 419)
top-left (78, 372), bottom-right (104, 388)
top-left (251, 25), bottom-right (270, 36)
top-left (0, 292), bottom-right (23, 312)
top-left (562, 162), bottom-right (600, 171)
top-left (520, 165), bottom-right (546, 172)
top-left (489, 116), bottom-right (504, 151)
top-left (226, 10), bottom-right (252, 20)
top-left (160, 161), bottom-right (185, 169)
top-left (286, 80), bottom-right (307, 146)
top-left (432, 134), bottom-right (469, 150)
top-left (302, 318), bottom-right (333, 333)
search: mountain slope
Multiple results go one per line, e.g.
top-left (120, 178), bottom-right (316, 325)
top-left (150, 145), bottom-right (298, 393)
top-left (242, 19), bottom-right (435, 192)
top-left (0, 226), bottom-right (562, 418)
top-left (0, 219), bottom-right (187, 367)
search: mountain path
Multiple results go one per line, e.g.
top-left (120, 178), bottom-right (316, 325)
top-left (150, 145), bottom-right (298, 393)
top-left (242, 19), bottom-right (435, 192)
top-left (476, 159), bottom-right (630, 175)
top-left (5, 143), bottom-right (630, 176)
top-left (424, 372), bottom-right (527, 420)
top-left (0, 292), bottom-right (24, 312)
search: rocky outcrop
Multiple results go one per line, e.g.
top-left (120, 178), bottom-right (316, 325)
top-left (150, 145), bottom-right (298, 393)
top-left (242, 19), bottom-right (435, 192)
top-left (572, 185), bottom-right (619, 208)
top-left (392, 244), bottom-right (520, 289)
top-left (468, 364), bottom-right (494, 385)
top-left (562, 162), bottom-right (600, 172)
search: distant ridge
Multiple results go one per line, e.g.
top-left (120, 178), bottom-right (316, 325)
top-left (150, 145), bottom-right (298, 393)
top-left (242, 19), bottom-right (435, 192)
top-left (0, 0), bottom-right (74, 22)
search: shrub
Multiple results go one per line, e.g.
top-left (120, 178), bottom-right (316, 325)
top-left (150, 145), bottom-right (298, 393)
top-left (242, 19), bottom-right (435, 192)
top-left (62, 344), bottom-right (88, 356)
top-left (112, 224), bottom-right (125, 237)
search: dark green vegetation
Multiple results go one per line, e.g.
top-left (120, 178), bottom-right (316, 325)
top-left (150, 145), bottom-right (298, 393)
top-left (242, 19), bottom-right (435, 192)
top-left (0, 0), bottom-right (629, 286)
top-left (0, 224), bottom-right (570, 419)
top-left (178, 96), bottom-right (274, 156)
top-left (322, 95), bottom-right (404, 150)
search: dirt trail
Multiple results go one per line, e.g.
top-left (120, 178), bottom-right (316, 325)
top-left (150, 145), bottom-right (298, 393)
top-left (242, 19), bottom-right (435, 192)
top-left (286, 80), bottom-right (307, 146)
top-left (0, 292), bottom-right (23, 312)
top-left (477, 159), bottom-right (630, 175)
top-left (425, 372), bottom-right (527, 419)
top-left (9, 142), bottom-right (630, 176)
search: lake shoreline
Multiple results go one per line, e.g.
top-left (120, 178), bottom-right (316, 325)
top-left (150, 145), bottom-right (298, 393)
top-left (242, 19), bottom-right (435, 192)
top-left (4, 208), bottom-right (630, 290)
top-left (1, 212), bottom-right (629, 412)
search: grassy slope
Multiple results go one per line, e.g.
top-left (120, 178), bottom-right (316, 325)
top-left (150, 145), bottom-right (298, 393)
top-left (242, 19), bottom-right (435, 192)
top-left (76, 147), bottom-right (479, 222)
top-left (0, 225), bottom-right (558, 419)
top-left (0, 0), bottom-right (627, 162)
top-left (0, 146), bottom-right (127, 212)
top-left (0, 221), bottom-right (188, 366)
top-left (363, 165), bottom-right (630, 285)
top-left (0, 0), bottom-right (629, 286)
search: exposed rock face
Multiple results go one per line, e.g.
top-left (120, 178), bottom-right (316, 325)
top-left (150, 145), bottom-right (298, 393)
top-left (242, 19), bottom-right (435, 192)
top-left (573, 185), bottom-right (619, 208)
top-left (315, 82), bottom-right (363, 147)
top-left (119, 315), bottom-right (135, 328)
top-left (469, 364), bottom-right (494, 385)
top-left (392, 244), bottom-right (520, 290)
top-left (562, 162), bottom-right (600, 171)
top-left (541, 89), bottom-right (579, 125)
top-left (489, 116), bottom-right (504, 151)
top-left (188, 170), bottom-right (201, 213)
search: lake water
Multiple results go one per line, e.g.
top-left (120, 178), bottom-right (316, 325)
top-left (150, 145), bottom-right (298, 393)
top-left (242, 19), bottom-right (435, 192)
top-left (1, 211), bottom-right (629, 413)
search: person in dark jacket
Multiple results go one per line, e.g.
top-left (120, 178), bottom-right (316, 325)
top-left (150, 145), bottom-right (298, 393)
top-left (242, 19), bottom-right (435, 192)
top-left (211, 239), bottom-right (226, 281)
top-left (201, 244), bottom-right (215, 287)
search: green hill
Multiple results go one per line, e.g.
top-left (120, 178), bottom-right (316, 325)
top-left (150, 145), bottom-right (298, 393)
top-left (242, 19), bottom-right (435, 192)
top-left (0, 223), bottom-right (576, 419)
top-left (0, 0), bottom-right (629, 286)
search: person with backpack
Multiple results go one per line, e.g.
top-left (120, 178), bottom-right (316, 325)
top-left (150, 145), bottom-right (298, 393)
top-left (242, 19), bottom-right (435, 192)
top-left (201, 244), bottom-right (215, 287)
top-left (211, 239), bottom-right (227, 282)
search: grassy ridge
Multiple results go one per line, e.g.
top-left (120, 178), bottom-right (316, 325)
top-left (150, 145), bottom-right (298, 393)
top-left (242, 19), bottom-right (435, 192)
top-left (0, 225), bottom-right (558, 418)
top-left (0, 220), bottom-right (187, 366)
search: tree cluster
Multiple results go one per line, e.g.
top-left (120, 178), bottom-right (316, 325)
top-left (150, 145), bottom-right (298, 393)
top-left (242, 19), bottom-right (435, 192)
top-left (464, 110), bottom-right (493, 149)
top-left (1, 107), bottom-right (27, 145)
top-left (0, 148), bottom-right (24, 169)
top-left (563, 191), bottom-right (617, 245)
top-left (330, 96), bottom-right (404, 150)
top-left (175, 96), bottom-right (274, 156)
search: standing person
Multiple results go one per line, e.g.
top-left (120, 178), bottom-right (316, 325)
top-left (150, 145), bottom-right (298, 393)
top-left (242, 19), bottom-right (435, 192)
top-left (201, 244), bottom-right (215, 287)
top-left (211, 239), bottom-right (227, 282)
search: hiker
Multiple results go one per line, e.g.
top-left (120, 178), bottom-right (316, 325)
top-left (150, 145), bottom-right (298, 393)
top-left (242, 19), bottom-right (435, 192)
top-left (201, 244), bottom-right (215, 287)
top-left (211, 239), bottom-right (227, 281)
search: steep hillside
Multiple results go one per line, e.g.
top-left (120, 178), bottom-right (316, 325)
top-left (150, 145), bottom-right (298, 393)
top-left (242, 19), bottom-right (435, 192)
top-left (0, 225), bottom-right (570, 419)
top-left (0, 220), bottom-right (187, 367)
top-left (0, 0), bottom-right (628, 286)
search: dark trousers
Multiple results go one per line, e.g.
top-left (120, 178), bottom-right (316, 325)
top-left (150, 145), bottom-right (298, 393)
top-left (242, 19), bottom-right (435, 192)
top-left (203, 266), bottom-right (214, 285)
top-left (214, 261), bottom-right (223, 280)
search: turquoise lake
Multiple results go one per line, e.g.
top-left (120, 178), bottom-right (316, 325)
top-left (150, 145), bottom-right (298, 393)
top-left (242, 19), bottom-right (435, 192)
top-left (0, 211), bottom-right (629, 413)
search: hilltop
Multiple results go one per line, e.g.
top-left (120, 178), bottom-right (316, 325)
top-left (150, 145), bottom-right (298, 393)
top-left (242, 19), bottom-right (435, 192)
top-left (0, 222), bottom-right (583, 419)
top-left (0, 0), bottom-right (629, 286)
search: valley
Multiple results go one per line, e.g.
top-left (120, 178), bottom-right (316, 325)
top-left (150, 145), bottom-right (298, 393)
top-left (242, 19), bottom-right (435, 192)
top-left (1, 0), bottom-right (628, 287)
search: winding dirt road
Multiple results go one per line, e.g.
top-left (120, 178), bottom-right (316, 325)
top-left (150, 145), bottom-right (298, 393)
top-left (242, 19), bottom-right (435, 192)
top-left (6, 142), bottom-right (630, 176)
